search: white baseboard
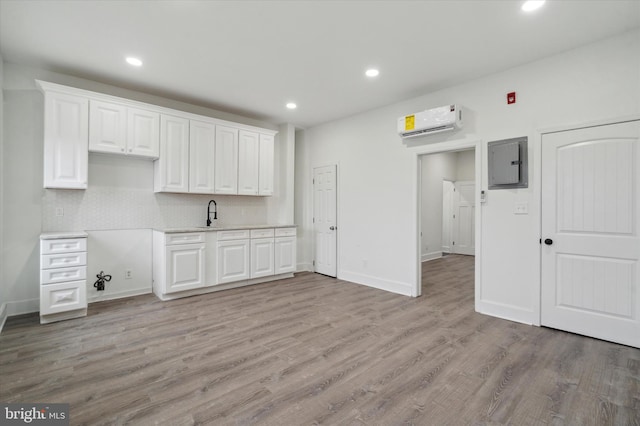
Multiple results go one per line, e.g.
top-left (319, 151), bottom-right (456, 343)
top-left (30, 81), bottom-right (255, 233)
top-left (475, 299), bottom-right (536, 326)
top-left (296, 262), bottom-right (313, 272)
top-left (7, 298), bottom-right (39, 316)
top-left (88, 287), bottom-right (152, 303)
top-left (338, 270), bottom-right (414, 297)
top-left (421, 251), bottom-right (443, 262)
top-left (0, 303), bottom-right (7, 334)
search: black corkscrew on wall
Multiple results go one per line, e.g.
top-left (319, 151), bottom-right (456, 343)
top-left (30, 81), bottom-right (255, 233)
top-left (93, 271), bottom-right (112, 291)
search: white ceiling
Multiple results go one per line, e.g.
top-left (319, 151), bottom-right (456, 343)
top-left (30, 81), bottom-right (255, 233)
top-left (1, 1), bottom-right (639, 129)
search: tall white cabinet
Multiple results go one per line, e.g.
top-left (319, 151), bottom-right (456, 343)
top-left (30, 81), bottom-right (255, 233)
top-left (154, 115), bottom-right (190, 193)
top-left (238, 130), bottom-right (260, 195)
top-left (43, 91), bottom-right (89, 189)
top-left (214, 125), bottom-right (239, 194)
top-left (189, 120), bottom-right (216, 193)
top-left (259, 134), bottom-right (275, 196)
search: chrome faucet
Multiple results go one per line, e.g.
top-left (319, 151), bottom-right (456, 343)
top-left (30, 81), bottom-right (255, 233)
top-left (207, 200), bottom-right (218, 227)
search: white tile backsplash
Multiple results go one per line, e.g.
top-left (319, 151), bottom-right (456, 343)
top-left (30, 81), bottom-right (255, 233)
top-left (42, 155), bottom-right (268, 231)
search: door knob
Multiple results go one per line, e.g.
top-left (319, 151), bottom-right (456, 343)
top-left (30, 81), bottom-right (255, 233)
top-left (544, 238), bottom-right (553, 245)
top-left (329, 226), bottom-right (336, 231)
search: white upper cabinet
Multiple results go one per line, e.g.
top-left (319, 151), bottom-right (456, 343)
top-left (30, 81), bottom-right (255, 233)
top-left (189, 120), bottom-right (216, 194)
top-left (127, 107), bottom-right (160, 157)
top-left (154, 115), bottom-right (190, 193)
top-left (89, 100), bottom-right (126, 154)
top-left (38, 81), bottom-right (277, 195)
top-left (238, 130), bottom-right (260, 195)
top-left (89, 100), bottom-right (159, 158)
top-left (214, 125), bottom-right (239, 194)
top-left (258, 134), bottom-right (275, 196)
top-left (43, 91), bottom-right (89, 189)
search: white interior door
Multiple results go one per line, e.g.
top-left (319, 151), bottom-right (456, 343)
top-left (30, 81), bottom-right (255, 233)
top-left (541, 120), bottom-right (640, 348)
top-left (453, 181), bottom-right (475, 256)
top-left (314, 165), bottom-right (337, 277)
top-left (442, 180), bottom-right (454, 253)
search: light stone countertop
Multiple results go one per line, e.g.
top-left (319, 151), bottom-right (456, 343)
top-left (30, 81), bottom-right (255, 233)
top-left (40, 231), bottom-right (89, 240)
top-left (157, 224), bottom-right (297, 234)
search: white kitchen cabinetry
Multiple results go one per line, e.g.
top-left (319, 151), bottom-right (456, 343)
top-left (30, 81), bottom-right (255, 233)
top-left (154, 114), bottom-right (190, 193)
top-left (40, 235), bottom-right (88, 323)
top-left (127, 108), bottom-right (160, 157)
top-left (250, 228), bottom-right (275, 278)
top-left (258, 134), bottom-right (275, 196)
top-left (38, 81), bottom-right (278, 196)
top-left (43, 91), bottom-right (89, 189)
top-left (153, 232), bottom-right (206, 297)
top-left (189, 120), bottom-right (216, 193)
top-left (217, 230), bottom-right (251, 284)
top-left (238, 130), bottom-right (260, 195)
top-left (214, 125), bottom-right (239, 194)
top-left (275, 227), bottom-right (297, 275)
top-left (89, 100), bottom-right (160, 158)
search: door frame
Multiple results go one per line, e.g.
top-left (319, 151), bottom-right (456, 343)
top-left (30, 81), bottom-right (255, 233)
top-left (535, 114), bottom-right (640, 325)
top-left (312, 163), bottom-right (339, 277)
top-left (414, 138), bottom-right (481, 298)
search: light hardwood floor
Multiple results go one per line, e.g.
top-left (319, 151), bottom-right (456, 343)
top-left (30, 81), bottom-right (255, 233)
top-left (1, 255), bottom-right (639, 425)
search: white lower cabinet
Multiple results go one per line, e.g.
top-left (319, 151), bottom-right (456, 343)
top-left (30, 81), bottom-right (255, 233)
top-left (153, 232), bottom-right (206, 298)
top-left (251, 238), bottom-right (274, 278)
top-left (153, 227), bottom-right (295, 300)
top-left (217, 239), bottom-right (251, 284)
top-left (275, 237), bottom-right (296, 275)
top-left (40, 235), bottom-right (88, 323)
top-left (166, 244), bottom-right (205, 293)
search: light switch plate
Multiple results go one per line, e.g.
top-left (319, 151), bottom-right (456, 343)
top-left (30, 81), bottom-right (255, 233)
top-left (514, 202), bottom-right (528, 215)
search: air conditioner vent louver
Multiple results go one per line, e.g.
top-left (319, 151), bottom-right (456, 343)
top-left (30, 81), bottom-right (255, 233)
top-left (398, 105), bottom-right (463, 139)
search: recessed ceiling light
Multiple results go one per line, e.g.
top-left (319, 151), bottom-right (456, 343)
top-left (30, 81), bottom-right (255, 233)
top-left (522, 0), bottom-right (545, 12)
top-left (365, 69), bottom-right (379, 77)
top-left (126, 57), bottom-right (143, 67)
top-left (286, 102), bottom-right (297, 110)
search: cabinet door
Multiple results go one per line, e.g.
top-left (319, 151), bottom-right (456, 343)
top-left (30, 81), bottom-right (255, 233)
top-left (217, 239), bottom-right (250, 284)
top-left (40, 280), bottom-right (87, 315)
top-left (89, 100), bottom-right (127, 154)
top-left (43, 92), bottom-right (89, 189)
top-left (214, 125), bottom-right (239, 194)
top-left (251, 238), bottom-right (274, 278)
top-left (258, 134), bottom-right (275, 196)
top-left (275, 236), bottom-right (296, 275)
top-left (165, 244), bottom-right (205, 293)
top-left (238, 130), bottom-right (260, 195)
top-left (189, 120), bottom-right (216, 193)
top-left (154, 114), bottom-right (189, 193)
top-left (128, 108), bottom-right (160, 158)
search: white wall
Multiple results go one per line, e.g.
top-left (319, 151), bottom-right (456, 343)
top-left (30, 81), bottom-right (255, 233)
top-left (2, 63), bottom-right (292, 315)
top-left (296, 30), bottom-right (640, 323)
top-left (0, 54), bottom-right (5, 329)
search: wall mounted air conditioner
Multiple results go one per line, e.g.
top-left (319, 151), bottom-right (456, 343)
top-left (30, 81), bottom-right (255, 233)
top-left (397, 105), bottom-right (463, 139)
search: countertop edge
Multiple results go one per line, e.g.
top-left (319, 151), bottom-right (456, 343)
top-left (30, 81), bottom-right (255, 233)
top-left (156, 224), bottom-right (297, 234)
top-left (40, 231), bottom-right (89, 240)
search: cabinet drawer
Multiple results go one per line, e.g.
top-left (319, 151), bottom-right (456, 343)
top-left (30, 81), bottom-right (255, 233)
top-left (275, 227), bottom-right (297, 237)
top-left (165, 232), bottom-right (205, 245)
top-left (41, 266), bottom-right (87, 285)
top-left (41, 238), bottom-right (87, 254)
top-left (41, 252), bottom-right (87, 270)
top-left (250, 228), bottom-right (274, 239)
top-left (217, 229), bottom-right (251, 241)
top-left (40, 280), bottom-right (87, 315)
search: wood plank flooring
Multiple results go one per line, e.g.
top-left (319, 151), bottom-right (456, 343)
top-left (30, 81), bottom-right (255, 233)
top-left (1, 254), bottom-right (639, 425)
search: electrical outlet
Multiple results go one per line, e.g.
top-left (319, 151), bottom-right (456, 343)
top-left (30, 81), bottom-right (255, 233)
top-left (55, 207), bottom-right (64, 217)
top-left (125, 269), bottom-right (132, 279)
